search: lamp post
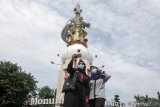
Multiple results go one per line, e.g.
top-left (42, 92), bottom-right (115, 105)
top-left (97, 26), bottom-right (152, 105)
top-left (50, 53), bottom-right (63, 65)
top-left (51, 61), bottom-right (61, 65)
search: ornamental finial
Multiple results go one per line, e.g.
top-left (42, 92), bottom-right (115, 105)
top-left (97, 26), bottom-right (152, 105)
top-left (74, 4), bottom-right (82, 15)
top-left (61, 4), bottom-right (90, 47)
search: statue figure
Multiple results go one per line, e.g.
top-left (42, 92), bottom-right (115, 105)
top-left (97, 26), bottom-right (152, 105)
top-left (61, 4), bottom-right (90, 47)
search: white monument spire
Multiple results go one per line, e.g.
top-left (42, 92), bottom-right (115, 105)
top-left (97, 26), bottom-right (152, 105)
top-left (55, 4), bottom-right (92, 106)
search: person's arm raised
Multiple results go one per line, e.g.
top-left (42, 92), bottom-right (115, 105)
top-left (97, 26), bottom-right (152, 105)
top-left (67, 54), bottom-right (77, 76)
top-left (99, 70), bottom-right (111, 83)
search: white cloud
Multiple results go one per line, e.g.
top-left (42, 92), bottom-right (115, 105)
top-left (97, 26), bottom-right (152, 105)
top-left (0, 0), bottom-right (66, 88)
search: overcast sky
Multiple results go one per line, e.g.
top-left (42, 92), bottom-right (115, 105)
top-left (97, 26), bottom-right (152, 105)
top-left (0, 0), bottom-right (160, 102)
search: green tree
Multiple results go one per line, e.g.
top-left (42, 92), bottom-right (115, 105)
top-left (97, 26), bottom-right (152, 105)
top-left (158, 91), bottom-right (160, 102)
top-left (134, 94), bottom-right (160, 107)
top-left (134, 94), bottom-right (140, 103)
top-left (145, 95), bottom-right (149, 102)
top-left (38, 86), bottom-right (57, 107)
top-left (114, 95), bottom-right (120, 107)
top-left (0, 61), bottom-right (37, 107)
top-left (38, 86), bottom-right (56, 99)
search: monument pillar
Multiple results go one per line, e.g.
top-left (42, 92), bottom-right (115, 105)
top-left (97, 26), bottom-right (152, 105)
top-left (55, 4), bottom-right (93, 106)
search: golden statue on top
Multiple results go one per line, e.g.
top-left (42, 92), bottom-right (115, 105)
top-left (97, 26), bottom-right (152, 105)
top-left (61, 4), bottom-right (90, 47)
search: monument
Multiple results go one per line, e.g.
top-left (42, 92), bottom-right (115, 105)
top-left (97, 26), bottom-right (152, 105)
top-left (55, 4), bottom-right (93, 106)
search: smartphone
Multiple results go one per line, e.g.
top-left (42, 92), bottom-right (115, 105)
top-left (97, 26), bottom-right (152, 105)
top-left (75, 54), bottom-right (81, 58)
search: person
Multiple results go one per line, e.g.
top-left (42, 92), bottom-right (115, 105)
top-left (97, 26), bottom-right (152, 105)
top-left (89, 65), bottom-right (111, 107)
top-left (63, 54), bottom-right (90, 107)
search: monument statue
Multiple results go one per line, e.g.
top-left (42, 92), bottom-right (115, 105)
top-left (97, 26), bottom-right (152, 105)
top-left (61, 4), bottom-right (90, 47)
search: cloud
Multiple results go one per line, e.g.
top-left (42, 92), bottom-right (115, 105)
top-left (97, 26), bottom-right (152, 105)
top-left (0, 0), bottom-right (66, 88)
top-left (0, 0), bottom-right (160, 102)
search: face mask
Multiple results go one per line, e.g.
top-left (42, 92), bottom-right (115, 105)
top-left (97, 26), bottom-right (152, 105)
top-left (77, 64), bottom-right (85, 69)
top-left (91, 68), bottom-right (97, 74)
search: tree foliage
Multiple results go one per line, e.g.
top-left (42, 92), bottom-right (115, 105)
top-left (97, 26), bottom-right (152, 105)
top-left (0, 61), bottom-right (37, 107)
top-left (158, 91), bottom-right (160, 101)
top-left (38, 86), bottom-right (56, 99)
top-left (134, 92), bottom-right (160, 107)
top-left (114, 95), bottom-right (120, 107)
top-left (114, 95), bottom-right (120, 102)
